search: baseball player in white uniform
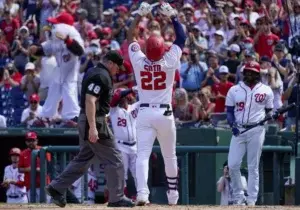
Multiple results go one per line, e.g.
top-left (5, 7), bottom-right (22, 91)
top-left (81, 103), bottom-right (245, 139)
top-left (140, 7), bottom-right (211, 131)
top-left (28, 12), bottom-right (84, 121)
top-left (70, 177), bottom-right (82, 203)
top-left (2, 148), bottom-right (28, 204)
top-left (225, 61), bottom-right (274, 206)
top-left (84, 167), bottom-right (98, 204)
top-left (109, 87), bottom-right (139, 192)
top-left (127, 2), bottom-right (186, 205)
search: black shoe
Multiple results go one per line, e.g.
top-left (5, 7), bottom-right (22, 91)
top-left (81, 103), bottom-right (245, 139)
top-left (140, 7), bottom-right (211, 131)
top-left (70, 116), bottom-right (78, 123)
top-left (107, 197), bottom-right (135, 208)
top-left (45, 185), bottom-right (66, 208)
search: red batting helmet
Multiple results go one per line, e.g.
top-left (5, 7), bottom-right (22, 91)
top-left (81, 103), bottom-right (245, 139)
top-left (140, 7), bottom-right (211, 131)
top-left (9, 147), bottom-right (21, 156)
top-left (243, 61), bottom-right (260, 73)
top-left (145, 34), bottom-right (165, 62)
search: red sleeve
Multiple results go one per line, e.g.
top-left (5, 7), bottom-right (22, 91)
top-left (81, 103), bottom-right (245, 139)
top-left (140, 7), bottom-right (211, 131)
top-left (46, 153), bottom-right (51, 162)
top-left (212, 85), bottom-right (217, 94)
top-left (15, 180), bottom-right (25, 187)
top-left (175, 70), bottom-right (180, 83)
top-left (110, 92), bottom-right (121, 107)
top-left (124, 60), bottom-right (133, 74)
top-left (12, 73), bottom-right (22, 84)
top-left (188, 103), bottom-right (193, 114)
top-left (65, 37), bottom-right (73, 46)
top-left (13, 19), bottom-right (20, 29)
top-left (18, 154), bottom-right (24, 168)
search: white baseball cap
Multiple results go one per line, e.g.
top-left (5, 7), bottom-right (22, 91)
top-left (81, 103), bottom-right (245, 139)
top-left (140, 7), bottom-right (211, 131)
top-left (214, 30), bottom-right (225, 38)
top-left (25, 62), bottom-right (35, 71)
top-left (219, 65), bottom-right (229, 74)
top-left (228, 44), bottom-right (240, 53)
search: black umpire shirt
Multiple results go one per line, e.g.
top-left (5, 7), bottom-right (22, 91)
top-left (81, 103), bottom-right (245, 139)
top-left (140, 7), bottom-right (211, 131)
top-left (80, 63), bottom-right (113, 116)
top-left (80, 63), bottom-right (114, 141)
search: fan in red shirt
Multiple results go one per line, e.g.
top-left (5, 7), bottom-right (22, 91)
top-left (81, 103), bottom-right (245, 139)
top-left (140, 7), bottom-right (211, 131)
top-left (0, 10), bottom-right (20, 45)
top-left (212, 66), bottom-right (234, 113)
top-left (0, 63), bottom-right (22, 88)
top-left (254, 17), bottom-right (279, 58)
top-left (18, 131), bottom-right (51, 202)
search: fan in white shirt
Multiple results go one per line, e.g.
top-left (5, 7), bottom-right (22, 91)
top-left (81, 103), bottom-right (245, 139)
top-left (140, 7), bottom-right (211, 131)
top-left (0, 114), bottom-right (6, 128)
top-left (21, 94), bottom-right (43, 128)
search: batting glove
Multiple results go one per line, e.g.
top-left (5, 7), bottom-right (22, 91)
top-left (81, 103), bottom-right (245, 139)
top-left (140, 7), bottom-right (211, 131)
top-left (159, 2), bottom-right (177, 17)
top-left (137, 2), bottom-right (152, 16)
top-left (231, 123), bottom-right (240, 137)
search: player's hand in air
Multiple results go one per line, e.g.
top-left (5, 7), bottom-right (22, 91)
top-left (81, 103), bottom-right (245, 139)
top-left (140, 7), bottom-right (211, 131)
top-left (159, 2), bottom-right (177, 17)
top-left (137, 2), bottom-right (152, 16)
top-left (89, 127), bottom-right (99, 143)
top-left (231, 123), bottom-right (240, 137)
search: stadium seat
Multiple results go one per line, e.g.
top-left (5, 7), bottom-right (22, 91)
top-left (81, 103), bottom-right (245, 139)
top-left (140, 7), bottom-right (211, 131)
top-left (10, 87), bottom-right (25, 99)
top-left (12, 108), bottom-right (23, 125)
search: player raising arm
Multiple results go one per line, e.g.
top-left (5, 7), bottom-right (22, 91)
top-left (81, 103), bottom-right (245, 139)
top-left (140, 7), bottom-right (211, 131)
top-left (127, 2), bottom-right (186, 206)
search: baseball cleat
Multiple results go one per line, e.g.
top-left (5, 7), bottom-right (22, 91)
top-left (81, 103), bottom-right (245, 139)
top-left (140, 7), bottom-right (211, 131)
top-left (167, 190), bottom-right (179, 205)
top-left (247, 201), bottom-right (256, 206)
top-left (107, 196), bottom-right (135, 208)
top-left (233, 198), bottom-right (247, 206)
top-left (135, 199), bottom-right (150, 206)
top-left (45, 185), bottom-right (66, 208)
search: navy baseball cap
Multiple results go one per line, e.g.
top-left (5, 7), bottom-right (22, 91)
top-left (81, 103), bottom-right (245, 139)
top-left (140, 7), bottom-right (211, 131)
top-left (104, 51), bottom-right (124, 69)
top-left (260, 56), bottom-right (271, 63)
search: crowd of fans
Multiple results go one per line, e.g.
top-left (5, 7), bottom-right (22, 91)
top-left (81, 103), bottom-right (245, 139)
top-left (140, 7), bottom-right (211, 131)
top-left (0, 0), bottom-right (298, 131)
top-left (0, 0), bottom-right (299, 205)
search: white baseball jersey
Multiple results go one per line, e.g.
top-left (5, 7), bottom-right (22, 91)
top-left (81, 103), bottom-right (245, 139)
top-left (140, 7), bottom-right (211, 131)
top-left (71, 177), bottom-right (82, 202)
top-left (109, 102), bottom-right (139, 154)
top-left (42, 23), bottom-right (84, 84)
top-left (87, 167), bottom-right (97, 200)
top-left (128, 42), bottom-right (182, 104)
top-left (225, 81), bottom-right (274, 125)
top-left (3, 165), bottom-right (26, 198)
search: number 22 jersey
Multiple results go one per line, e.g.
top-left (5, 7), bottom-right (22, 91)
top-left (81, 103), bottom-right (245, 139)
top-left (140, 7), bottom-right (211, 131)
top-left (128, 42), bottom-right (182, 104)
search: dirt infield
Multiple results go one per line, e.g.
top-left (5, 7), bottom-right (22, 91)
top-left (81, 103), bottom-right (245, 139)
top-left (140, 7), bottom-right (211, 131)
top-left (1, 204), bottom-right (300, 210)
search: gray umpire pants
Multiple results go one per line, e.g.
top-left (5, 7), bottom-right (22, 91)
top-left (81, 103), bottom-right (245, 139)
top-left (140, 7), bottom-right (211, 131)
top-left (50, 113), bottom-right (125, 203)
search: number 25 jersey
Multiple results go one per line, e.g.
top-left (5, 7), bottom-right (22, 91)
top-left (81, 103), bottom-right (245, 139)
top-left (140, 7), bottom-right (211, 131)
top-left (128, 42), bottom-right (182, 104)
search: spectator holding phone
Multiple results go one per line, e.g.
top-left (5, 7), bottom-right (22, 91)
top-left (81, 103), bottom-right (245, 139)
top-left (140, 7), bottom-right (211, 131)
top-left (20, 94), bottom-right (42, 128)
top-left (21, 62), bottom-right (40, 101)
top-left (11, 26), bottom-right (31, 75)
top-left (0, 63), bottom-right (21, 88)
top-left (217, 161), bottom-right (247, 205)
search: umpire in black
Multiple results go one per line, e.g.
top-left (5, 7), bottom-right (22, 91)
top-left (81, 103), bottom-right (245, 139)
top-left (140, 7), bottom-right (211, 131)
top-left (45, 51), bottom-right (135, 208)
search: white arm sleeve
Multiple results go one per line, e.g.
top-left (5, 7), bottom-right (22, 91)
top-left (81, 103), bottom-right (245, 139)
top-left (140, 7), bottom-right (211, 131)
top-left (42, 40), bottom-right (64, 56)
top-left (225, 87), bottom-right (235, 107)
top-left (265, 88), bottom-right (274, 109)
top-left (164, 44), bottom-right (182, 70)
top-left (128, 42), bottom-right (145, 70)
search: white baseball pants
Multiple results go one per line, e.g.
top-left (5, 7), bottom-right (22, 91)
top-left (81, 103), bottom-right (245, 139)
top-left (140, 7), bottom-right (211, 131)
top-left (228, 126), bottom-right (265, 204)
top-left (27, 188), bottom-right (51, 203)
top-left (121, 151), bottom-right (137, 186)
top-left (6, 194), bottom-right (28, 204)
top-left (40, 81), bottom-right (80, 120)
top-left (135, 105), bottom-right (178, 201)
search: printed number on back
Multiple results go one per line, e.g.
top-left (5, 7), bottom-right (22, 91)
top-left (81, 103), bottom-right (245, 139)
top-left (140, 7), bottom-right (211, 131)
top-left (140, 71), bottom-right (166, 90)
top-left (88, 179), bottom-right (98, 192)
